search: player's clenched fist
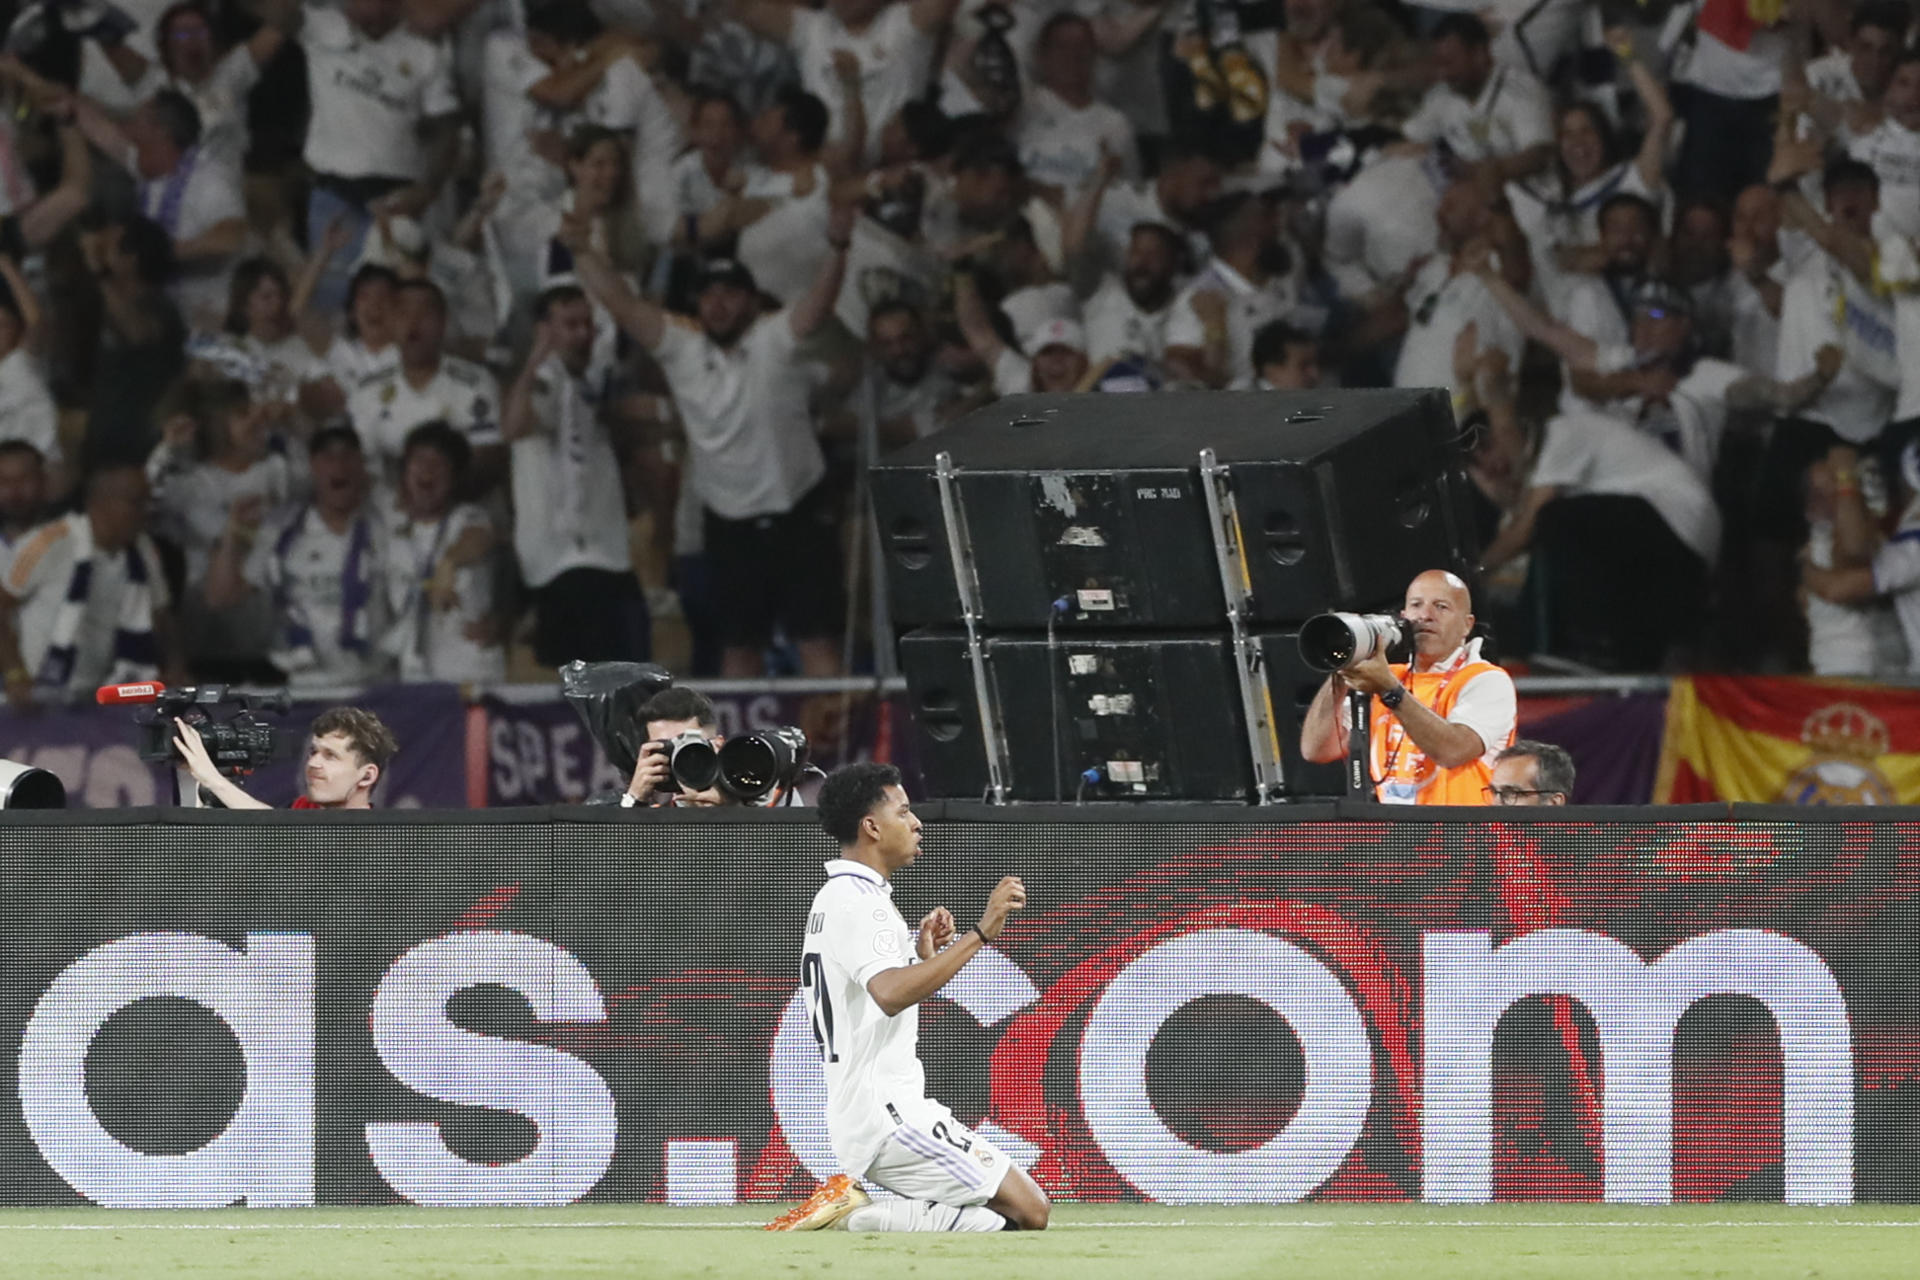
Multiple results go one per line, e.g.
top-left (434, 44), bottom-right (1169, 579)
top-left (976, 876), bottom-right (1026, 940)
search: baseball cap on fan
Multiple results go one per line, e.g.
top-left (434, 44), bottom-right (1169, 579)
top-left (1026, 317), bottom-right (1086, 355)
top-left (695, 258), bottom-right (759, 295)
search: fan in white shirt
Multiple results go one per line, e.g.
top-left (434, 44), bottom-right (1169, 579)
top-left (734, 0), bottom-right (958, 167)
top-left (1547, 191), bottom-right (1659, 414)
top-left (1094, 143), bottom-right (1222, 269)
top-left (1016, 14), bottom-right (1137, 202)
top-left (0, 468), bottom-right (177, 708)
top-left (325, 262), bottom-right (404, 393)
top-left (1322, 150), bottom-right (1444, 303)
top-left (218, 257), bottom-right (341, 417)
top-left (1723, 183), bottom-right (1812, 379)
top-left (299, 0), bottom-right (460, 310)
top-left (478, 16), bottom-right (576, 226)
top-left (1766, 153), bottom-right (1907, 438)
top-left (145, 0), bottom-right (291, 170)
top-left (564, 202), bottom-right (856, 675)
top-left (733, 91), bottom-right (838, 305)
top-left (1400, 14), bottom-right (1553, 186)
top-left (1476, 268), bottom-right (1844, 483)
top-left (1797, 447), bottom-right (1906, 676)
top-left (497, 125), bottom-right (649, 363)
top-left (146, 380), bottom-right (301, 668)
top-left (345, 280), bottom-right (503, 502)
top-left (954, 266), bottom-right (1091, 395)
top-left (301, 0), bottom-right (459, 190)
top-left (381, 422), bottom-right (503, 684)
top-left (510, 3), bottom-right (683, 246)
top-left (0, 264), bottom-right (59, 480)
top-left (1798, 2), bottom-right (1904, 141)
top-left (0, 440), bottom-right (47, 561)
top-left (500, 284), bottom-right (645, 668)
top-left (73, 88), bottom-right (245, 330)
top-left (1163, 191), bottom-right (1297, 388)
top-left (1803, 440), bottom-right (1920, 674)
top-left (863, 299), bottom-right (966, 446)
top-left (671, 89), bottom-right (767, 247)
top-left (204, 425), bottom-right (394, 692)
top-left (1391, 178), bottom-right (1525, 398)
top-left (1849, 54), bottom-right (1920, 243)
top-left (1506, 41), bottom-right (1672, 316)
top-left (1081, 222), bottom-right (1180, 367)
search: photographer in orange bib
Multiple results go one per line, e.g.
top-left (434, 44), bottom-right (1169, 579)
top-left (1300, 569), bottom-right (1517, 805)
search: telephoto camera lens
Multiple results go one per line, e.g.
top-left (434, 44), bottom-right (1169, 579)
top-left (716, 726), bottom-right (809, 800)
top-left (1297, 612), bottom-right (1406, 672)
top-left (660, 731), bottom-right (720, 794)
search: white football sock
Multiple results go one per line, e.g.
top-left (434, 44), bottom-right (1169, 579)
top-left (845, 1200), bottom-right (1006, 1232)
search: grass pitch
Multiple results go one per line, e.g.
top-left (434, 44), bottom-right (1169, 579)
top-left (3, 1203), bottom-right (1916, 1279)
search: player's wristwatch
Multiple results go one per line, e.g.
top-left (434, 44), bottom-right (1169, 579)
top-left (1379, 684), bottom-right (1406, 711)
top-left (619, 791), bottom-right (641, 808)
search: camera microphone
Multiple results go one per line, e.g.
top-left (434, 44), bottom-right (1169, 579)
top-left (96, 681), bottom-right (168, 706)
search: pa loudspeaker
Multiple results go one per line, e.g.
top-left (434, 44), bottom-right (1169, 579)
top-left (898, 629), bottom-right (1256, 801)
top-left (870, 389), bottom-right (1476, 629)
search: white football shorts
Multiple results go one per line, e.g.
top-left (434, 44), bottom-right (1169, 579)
top-left (861, 1100), bottom-right (1012, 1207)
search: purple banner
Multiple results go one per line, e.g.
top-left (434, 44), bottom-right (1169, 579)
top-left (1518, 693), bottom-right (1668, 806)
top-left (483, 688), bottom-right (909, 806)
top-left (0, 683), bottom-right (469, 809)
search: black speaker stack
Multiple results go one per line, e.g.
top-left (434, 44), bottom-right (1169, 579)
top-left (871, 390), bottom-right (1478, 802)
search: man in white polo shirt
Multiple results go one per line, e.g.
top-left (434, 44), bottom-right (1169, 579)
top-left (347, 280), bottom-right (502, 502)
top-left (301, 0), bottom-right (461, 311)
top-left (566, 202), bottom-right (854, 677)
top-left (1400, 14), bottom-right (1552, 187)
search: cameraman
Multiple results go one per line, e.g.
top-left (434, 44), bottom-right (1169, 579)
top-left (172, 706), bottom-right (398, 810)
top-left (1299, 569), bottom-right (1516, 805)
top-left (621, 687), bottom-right (729, 808)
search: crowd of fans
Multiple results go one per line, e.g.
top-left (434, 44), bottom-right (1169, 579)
top-left (0, 0), bottom-right (1913, 705)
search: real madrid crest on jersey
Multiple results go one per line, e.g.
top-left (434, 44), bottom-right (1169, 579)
top-left (379, 381), bottom-right (397, 405)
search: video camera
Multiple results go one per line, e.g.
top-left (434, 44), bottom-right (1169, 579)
top-left (122, 684), bottom-right (294, 776)
top-left (1297, 612), bottom-right (1412, 672)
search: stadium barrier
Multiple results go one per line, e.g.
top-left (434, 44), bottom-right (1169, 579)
top-left (0, 805), bottom-right (1906, 1208)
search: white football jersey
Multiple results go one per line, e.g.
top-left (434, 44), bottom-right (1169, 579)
top-left (802, 858), bottom-right (928, 1177)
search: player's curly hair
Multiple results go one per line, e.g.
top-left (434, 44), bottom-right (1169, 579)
top-left (817, 762), bottom-right (903, 846)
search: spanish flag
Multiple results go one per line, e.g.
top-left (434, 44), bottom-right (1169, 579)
top-left (1655, 676), bottom-right (1920, 804)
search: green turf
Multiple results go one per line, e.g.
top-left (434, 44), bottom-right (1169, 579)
top-left (4, 1203), bottom-right (1918, 1279)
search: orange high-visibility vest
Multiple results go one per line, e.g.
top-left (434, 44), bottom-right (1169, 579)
top-left (1366, 647), bottom-right (1513, 805)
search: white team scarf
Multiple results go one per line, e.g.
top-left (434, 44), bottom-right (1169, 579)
top-left (543, 352), bottom-right (604, 545)
top-left (36, 515), bottom-right (159, 692)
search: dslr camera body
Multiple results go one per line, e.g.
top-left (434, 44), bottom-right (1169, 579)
top-left (135, 685), bottom-right (292, 776)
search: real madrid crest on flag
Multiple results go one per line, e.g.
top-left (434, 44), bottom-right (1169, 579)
top-left (1655, 676), bottom-right (1920, 804)
top-left (1779, 703), bottom-right (1896, 805)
